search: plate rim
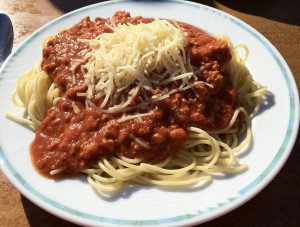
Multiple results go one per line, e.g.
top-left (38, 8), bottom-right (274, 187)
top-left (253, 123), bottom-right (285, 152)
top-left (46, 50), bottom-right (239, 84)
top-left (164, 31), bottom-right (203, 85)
top-left (0, 0), bottom-right (299, 226)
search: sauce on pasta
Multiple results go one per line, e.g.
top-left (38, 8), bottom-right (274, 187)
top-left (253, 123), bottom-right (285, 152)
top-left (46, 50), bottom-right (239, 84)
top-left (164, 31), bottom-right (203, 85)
top-left (30, 11), bottom-right (240, 178)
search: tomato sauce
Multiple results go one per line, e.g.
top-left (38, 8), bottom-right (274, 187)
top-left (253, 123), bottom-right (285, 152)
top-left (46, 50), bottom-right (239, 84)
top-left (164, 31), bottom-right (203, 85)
top-left (31, 11), bottom-right (239, 178)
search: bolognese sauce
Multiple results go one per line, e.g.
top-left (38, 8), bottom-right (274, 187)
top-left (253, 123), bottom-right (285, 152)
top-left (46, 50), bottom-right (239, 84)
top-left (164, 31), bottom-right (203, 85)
top-left (31, 11), bottom-right (239, 178)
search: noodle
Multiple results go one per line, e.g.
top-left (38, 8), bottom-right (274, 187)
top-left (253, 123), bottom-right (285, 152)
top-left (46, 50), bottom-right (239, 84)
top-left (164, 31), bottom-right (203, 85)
top-left (6, 63), bottom-right (61, 130)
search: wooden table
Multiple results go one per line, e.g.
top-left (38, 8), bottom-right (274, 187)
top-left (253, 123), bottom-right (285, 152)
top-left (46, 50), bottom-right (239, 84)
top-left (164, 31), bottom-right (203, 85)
top-left (1, 1), bottom-right (299, 226)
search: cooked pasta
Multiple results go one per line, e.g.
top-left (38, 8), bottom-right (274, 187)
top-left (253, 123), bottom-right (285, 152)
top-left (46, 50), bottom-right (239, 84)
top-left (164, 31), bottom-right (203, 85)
top-left (6, 12), bottom-right (266, 195)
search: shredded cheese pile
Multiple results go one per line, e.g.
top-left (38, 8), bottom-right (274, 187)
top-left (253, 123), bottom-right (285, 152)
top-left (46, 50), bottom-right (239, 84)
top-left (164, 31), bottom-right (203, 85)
top-left (75, 18), bottom-right (206, 119)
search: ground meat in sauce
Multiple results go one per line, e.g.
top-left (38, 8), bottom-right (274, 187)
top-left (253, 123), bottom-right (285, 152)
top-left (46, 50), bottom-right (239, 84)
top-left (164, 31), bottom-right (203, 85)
top-left (31, 11), bottom-right (239, 178)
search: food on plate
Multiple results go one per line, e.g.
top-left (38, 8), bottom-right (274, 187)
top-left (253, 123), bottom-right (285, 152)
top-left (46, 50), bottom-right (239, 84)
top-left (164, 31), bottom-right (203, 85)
top-left (7, 11), bottom-right (266, 195)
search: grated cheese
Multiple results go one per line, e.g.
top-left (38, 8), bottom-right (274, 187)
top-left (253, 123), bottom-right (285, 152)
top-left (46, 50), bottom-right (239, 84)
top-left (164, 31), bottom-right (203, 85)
top-left (129, 133), bottom-right (151, 149)
top-left (117, 112), bottom-right (153, 123)
top-left (78, 18), bottom-right (206, 121)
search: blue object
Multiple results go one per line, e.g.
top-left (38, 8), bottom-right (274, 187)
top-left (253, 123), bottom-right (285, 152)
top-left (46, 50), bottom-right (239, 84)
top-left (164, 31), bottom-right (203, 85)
top-left (0, 13), bottom-right (13, 66)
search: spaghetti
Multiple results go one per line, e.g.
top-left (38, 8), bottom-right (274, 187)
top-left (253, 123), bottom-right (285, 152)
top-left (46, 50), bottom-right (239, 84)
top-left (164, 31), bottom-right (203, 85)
top-left (7, 11), bottom-right (266, 195)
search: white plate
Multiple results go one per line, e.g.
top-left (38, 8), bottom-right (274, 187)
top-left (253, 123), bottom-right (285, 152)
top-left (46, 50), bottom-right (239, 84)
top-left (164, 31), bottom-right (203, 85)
top-left (0, 0), bottom-right (299, 226)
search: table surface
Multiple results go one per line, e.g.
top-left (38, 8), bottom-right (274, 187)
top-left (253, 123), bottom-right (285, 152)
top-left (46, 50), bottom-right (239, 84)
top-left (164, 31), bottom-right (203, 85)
top-left (0, 0), bottom-right (299, 226)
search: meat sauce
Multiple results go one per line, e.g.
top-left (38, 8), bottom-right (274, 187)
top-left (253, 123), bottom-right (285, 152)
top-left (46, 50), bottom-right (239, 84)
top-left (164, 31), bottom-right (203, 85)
top-left (31, 11), bottom-right (239, 178)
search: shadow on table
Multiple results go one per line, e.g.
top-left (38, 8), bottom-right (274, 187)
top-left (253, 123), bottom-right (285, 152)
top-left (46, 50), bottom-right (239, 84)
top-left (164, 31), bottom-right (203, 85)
top-left (49, 0), bottom-right (102, 13)
top-left (48, 0), bottom-right (215, 13)
top-left (21, 195), bottom-right (79, 227)
top-left (216, 0), bottom-right (300, 25)
top-left (47, 0), bottom-right (219, 14)
top-left (49, 0), bottom-right (299, 25)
